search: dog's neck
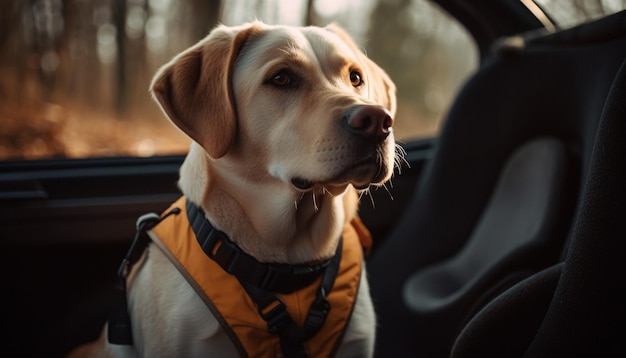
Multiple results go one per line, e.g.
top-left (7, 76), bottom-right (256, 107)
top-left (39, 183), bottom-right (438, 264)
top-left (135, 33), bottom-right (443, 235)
top-left (178, 144), bottom-right (358, 264)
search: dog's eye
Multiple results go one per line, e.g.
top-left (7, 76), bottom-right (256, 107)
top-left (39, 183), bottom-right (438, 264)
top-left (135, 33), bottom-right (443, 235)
top-left (350, 71), bottom-right (363, 87)
top-left (270, 71), bottom-right (292, 87)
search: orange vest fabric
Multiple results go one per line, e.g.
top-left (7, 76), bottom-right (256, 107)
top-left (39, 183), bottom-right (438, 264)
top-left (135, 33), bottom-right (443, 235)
top-left (148, 196), bottom-right (369, 358)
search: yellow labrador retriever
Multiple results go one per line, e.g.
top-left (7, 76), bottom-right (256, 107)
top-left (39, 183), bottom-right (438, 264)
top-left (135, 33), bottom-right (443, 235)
top-left (72, 21), bottom-right (399, 357)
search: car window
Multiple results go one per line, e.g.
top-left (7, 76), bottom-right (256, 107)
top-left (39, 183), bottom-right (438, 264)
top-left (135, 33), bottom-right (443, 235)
top-left (0, 0), bottom-right (477, 160)
top-left (534, 0), bottom-right (626, 28)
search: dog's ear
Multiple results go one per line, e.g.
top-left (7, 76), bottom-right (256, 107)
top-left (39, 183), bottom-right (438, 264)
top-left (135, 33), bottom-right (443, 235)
top-left (326, 24), bottom-right (397, 116)
top-left (150, 22), bottom-right (263, 158)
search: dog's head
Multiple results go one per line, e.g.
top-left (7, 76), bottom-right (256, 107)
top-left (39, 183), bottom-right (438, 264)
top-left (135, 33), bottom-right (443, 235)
top-left (151, 21), bottom-right (398, 196)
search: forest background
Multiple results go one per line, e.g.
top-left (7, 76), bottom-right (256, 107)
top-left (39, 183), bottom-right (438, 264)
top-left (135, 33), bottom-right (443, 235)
top-left (0, 0), bottom-right (621, 159)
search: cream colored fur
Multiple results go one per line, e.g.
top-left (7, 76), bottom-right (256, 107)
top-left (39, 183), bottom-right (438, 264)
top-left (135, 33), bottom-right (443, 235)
top-left (70, 21), bottom-right (399, 358)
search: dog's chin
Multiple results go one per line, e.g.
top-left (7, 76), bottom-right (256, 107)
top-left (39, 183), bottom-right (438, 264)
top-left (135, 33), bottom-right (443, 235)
top-left (290, 160), bottom-right (391, 195)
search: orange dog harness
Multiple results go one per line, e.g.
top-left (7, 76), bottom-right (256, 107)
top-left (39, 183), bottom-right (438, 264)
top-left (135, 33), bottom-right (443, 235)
top-left (146, 196), bottom-right (369, 357)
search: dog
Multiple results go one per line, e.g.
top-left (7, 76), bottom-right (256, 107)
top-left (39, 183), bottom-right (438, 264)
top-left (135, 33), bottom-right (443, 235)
top-left (71, 21), bottom-right (399, 357)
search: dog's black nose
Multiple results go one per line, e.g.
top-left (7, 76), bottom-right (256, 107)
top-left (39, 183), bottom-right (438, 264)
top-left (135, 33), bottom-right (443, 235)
top-left (343, 105), bottom-right (393, 141)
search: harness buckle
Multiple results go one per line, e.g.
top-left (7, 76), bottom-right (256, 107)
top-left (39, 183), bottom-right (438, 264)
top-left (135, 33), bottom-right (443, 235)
top-left (205, 230), bottom-right (245, 274)
top-left (258, 296), bottom-right (289, 334)
top-left (303, 299), bottom-right (330, 335)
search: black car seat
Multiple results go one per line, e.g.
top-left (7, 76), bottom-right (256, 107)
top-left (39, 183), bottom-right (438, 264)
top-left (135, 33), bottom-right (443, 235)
top-left (367, 11), bottom-right (626, 357)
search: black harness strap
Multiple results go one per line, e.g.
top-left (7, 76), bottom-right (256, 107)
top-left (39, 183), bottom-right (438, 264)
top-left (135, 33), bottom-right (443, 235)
top-left (239, 242), bottom-right (341, 357)
top-left (186, 198), bottom-right (342, 357)
top-left (186, 198), bottom-right (332, 294)
top-left (108, 208), bottom-right (181, 345)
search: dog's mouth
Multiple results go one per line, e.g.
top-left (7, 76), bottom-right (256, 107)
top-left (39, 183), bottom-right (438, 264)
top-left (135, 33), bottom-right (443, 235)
top-left (291, 177), bottom-right (315, 190)
top-left (290, 153), bottom-right (388, 192)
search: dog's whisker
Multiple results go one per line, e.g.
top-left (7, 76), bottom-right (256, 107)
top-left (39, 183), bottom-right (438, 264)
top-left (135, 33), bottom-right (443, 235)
top-left (357, 187), bottom-right (376, 209)
top-left (312, 191), bottom-right (319, 212)
top-left (382, 182), bottom-right (394, 201)
top-left (366, 188), bottom-right (376, 209)
top-left (321, 186), bottom-right (339, 198)
top-left (395, 144), bottom-right (410, 174)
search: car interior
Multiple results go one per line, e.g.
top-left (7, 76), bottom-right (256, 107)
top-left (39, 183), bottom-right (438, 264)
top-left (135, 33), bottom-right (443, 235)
top-left (367, 6), bottom-right (626, 357)
top-left (1, 1), bottom-right (625, 357)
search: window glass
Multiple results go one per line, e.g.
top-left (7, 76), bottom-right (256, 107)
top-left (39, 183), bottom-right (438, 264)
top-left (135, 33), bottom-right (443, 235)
top-left (0, 0), bottom-right (477, 160)
top-left (534, 0), bottom-right (626, 28)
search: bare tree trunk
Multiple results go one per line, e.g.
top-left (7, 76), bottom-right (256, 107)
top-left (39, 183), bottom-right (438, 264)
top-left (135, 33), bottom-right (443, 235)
top-left (190, 0), bottom-right (222, 40)
top-left (305, 0), bottom-right (317, 26)
top-left (0, 0), bottom-right (25, 104)
top-left (113, 0), bottom-right (127, 115)
top-left (0, 0), bottom-right (20, 53)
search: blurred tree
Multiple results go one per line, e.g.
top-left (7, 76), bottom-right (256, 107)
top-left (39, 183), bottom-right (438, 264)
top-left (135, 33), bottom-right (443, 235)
top-left (367, 0), bottom-right (414, 95)
top-left (366, 0), bottom-right (440, 124)
top-left (190, 0), bottom-right (222, 39)
top-left (3, 0), bottom-right (621, 159)
top-left (0, 1), bottom-right (26, 106)
top-left (113, 0), bottom-right (127, 114)
top-left (305, 0), bottom-right (319, 26)
top-left (0, 2), bottom-right (19, 51)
